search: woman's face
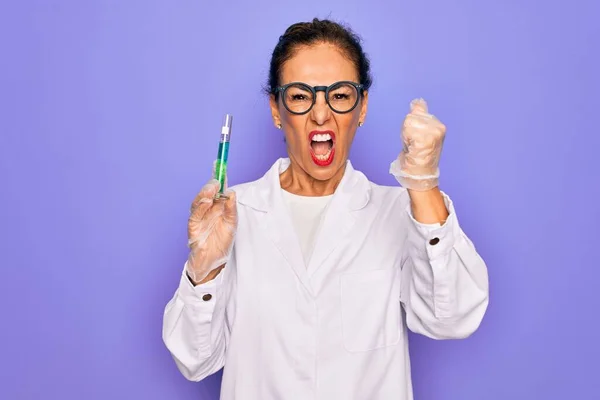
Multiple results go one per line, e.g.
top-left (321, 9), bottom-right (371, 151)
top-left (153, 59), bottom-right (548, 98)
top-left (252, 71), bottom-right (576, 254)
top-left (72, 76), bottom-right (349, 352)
top-left (270, 42), bottom-right (368, 182)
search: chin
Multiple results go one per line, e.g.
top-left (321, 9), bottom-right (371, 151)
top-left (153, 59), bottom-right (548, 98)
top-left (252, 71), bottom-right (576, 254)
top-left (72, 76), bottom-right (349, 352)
top-left (305, 153), bottom-right (345, 181)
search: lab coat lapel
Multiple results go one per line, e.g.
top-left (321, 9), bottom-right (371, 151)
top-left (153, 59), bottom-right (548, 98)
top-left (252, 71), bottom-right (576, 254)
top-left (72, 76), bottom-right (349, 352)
top-left (239, 158), bottom-right (314, 296)
top-left (306, 160), bottom-right (370, 278)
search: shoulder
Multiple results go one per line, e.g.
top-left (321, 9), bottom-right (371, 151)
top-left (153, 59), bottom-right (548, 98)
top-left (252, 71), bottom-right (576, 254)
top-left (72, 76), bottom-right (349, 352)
top-left (227, 180), bottom-right (257, 196)
top-left (366, 179), bottom-right (411, 208)
top-left (227, 179), bottom-right (260, 203)
top-left (224, 157), bottom-right (284, 208)
top-left (226, 174), bottom-right (270, 212)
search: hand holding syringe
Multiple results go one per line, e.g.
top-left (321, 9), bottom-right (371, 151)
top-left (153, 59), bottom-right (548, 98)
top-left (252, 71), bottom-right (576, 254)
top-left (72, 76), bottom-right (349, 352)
top-left (184, 114), bottom-right (237, 284)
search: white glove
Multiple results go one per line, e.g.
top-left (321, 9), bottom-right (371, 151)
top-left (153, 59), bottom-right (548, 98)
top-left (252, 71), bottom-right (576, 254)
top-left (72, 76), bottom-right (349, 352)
top-left (390, 98), bottom-right (446, 191)
top-left (186, 178), bottom-right (237, 284)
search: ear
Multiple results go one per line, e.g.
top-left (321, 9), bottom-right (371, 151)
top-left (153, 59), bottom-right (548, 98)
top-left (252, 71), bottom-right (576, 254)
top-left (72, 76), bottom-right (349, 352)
top-left (358, 90), bottom-right (369, 125)
top-left (269, 94), bottom-right (281, 128)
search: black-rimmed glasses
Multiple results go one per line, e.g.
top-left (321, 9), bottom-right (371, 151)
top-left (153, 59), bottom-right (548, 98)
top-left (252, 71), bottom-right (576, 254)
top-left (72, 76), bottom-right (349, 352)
top-left (274, 81), bottom-right (365, 115)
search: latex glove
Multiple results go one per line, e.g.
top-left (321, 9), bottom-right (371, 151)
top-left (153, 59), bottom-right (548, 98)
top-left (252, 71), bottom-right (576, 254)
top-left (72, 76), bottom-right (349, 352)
top-left (390, 98), bottom-right (446, 191)
top-left (186, 177), bottom-right (237, 284)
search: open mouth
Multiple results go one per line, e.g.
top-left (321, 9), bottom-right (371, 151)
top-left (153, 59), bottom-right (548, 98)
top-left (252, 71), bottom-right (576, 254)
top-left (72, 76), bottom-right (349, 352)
top-left (309, 130), bottom-right (335, 166)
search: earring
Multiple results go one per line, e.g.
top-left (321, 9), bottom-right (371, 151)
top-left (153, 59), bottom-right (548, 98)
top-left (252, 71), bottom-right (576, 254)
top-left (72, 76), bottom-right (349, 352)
top-left (358, 121), bottom-right (363, 127)
top-left (277, 123), bottom-right (282, 130)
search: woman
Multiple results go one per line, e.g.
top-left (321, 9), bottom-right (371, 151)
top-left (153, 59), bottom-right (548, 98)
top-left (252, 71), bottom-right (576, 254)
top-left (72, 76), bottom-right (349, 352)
top-left (162, 18), bottom-right (489, 400)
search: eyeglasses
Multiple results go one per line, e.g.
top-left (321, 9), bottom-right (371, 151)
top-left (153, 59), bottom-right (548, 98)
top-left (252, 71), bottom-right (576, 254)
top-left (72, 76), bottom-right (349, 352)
top-left (274, 81), bottom-right (365, 115)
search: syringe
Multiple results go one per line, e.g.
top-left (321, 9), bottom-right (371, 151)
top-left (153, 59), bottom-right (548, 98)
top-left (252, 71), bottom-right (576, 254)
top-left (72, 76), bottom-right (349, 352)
top-left (214, 114), bottom-right (233, 200)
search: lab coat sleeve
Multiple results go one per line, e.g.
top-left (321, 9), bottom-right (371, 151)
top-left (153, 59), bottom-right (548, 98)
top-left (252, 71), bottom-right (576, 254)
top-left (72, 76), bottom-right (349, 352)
top-left (162, 261), bottom-right (232, 381)
top-left (399, 191), bottom-right (489, 339)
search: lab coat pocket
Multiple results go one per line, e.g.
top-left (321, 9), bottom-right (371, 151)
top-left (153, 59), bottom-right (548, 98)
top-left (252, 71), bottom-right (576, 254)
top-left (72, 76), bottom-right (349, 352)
top-left (340, 268), bottom-right (401, 353)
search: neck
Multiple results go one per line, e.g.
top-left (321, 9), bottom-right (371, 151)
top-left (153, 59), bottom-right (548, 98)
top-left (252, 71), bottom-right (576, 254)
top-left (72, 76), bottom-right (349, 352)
top-left (279, 159), bottom-right (346, 197)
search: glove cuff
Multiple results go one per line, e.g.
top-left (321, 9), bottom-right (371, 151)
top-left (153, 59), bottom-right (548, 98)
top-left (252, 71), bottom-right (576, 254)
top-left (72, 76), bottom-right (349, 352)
top-left (389, 158), bottom-right (440, 191)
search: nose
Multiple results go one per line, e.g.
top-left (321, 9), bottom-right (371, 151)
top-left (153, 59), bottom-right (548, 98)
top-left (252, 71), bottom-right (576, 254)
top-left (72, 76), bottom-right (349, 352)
top-left (309, 92), bottom-right (332, 126)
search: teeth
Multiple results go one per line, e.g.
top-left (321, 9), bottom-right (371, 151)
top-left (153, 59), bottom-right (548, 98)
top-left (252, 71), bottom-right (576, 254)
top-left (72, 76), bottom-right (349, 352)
top-left (312, 133), bottom-right (332, 142)
top-left (314, 149), bottom-right (332, 161)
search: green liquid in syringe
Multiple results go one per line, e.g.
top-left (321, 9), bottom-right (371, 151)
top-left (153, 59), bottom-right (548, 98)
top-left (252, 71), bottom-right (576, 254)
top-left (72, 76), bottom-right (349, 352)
top-left (215, 141), bottom-right (229, 193)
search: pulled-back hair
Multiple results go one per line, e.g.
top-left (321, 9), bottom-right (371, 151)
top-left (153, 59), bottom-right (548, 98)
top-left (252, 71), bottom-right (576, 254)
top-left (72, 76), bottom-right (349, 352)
top-left (266, 18), bottom-right (373, 98)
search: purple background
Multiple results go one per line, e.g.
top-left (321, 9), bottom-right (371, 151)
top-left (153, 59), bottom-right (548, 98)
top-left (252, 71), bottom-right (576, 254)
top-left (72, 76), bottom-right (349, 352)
top-left (1, 1), bottom-right (599, 399)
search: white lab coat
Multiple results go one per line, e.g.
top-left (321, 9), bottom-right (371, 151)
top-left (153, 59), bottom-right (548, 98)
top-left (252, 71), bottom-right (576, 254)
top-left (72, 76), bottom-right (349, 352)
top-left (162, 157), bottom-right (489, 400)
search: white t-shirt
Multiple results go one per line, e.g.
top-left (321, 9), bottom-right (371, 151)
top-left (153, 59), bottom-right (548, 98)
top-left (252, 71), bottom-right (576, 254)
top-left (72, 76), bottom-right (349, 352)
top-left (281, 189), bottom-right (333, 265)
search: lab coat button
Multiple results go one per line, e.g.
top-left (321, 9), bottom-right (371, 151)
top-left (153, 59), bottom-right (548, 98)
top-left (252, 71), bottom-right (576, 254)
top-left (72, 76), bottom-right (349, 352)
top-left (429, 237), bottom-right (440, 245)
top-left (202, 294), bottom-right (212, 301)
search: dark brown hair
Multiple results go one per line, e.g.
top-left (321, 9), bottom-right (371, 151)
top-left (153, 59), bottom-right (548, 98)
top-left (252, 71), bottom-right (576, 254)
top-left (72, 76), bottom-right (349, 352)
top-left (266, 18), bottom-right (373, 98)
